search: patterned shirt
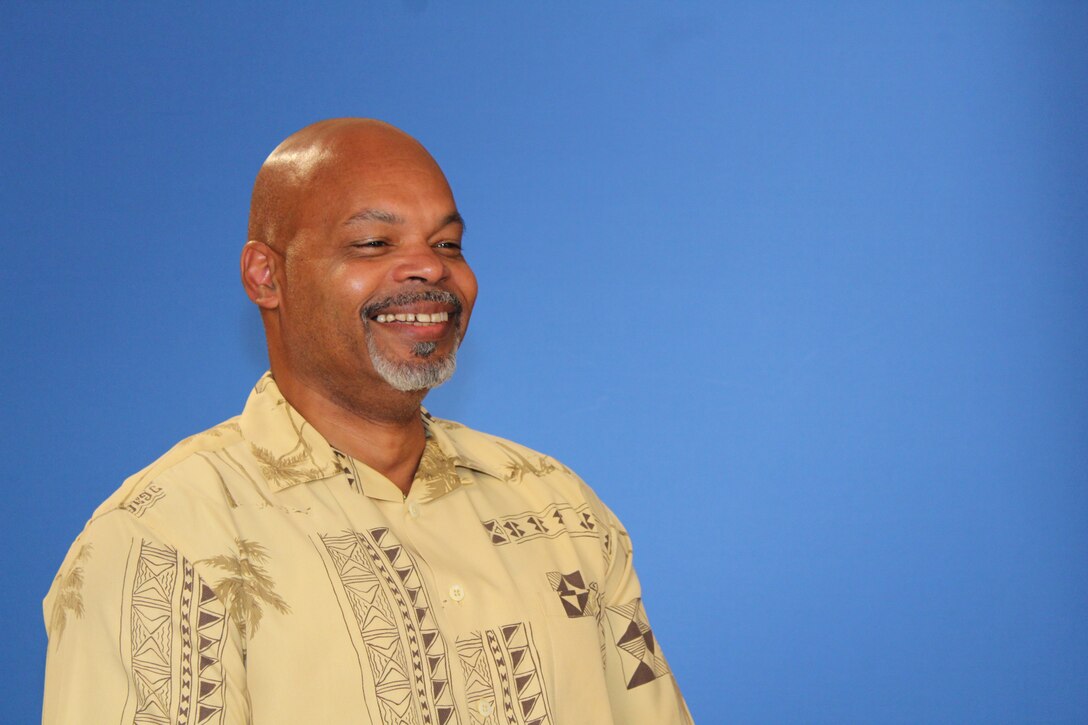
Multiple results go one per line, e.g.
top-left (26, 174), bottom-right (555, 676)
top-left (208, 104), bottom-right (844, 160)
top-left (43, 374), bottom-right (693, 725)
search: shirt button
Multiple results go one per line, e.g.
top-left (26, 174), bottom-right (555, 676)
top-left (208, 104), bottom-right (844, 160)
top-left (407, 502), bottom-right (421, 518)
top-left (477, 700), bottom-right (494, 716)
top-left (449, 584), bottom-right (465, 602)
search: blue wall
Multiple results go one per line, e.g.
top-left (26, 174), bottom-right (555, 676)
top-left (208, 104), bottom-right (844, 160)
top-left (3, 2), bottom-right (1086, 722)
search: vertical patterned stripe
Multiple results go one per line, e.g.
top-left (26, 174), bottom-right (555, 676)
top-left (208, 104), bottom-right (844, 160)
top-left (122, 541), bottom-right (228, 725)
top-left (456, 632), bottom-right (499, 725)
top-left (485, 629), bottom-right (518, 725)
top-left (191, 579), bottom-right (227, 724)
top-left (318, 529), bottom-right (461, 725)
top-left (468, 624), bottom-right (553, 725)
top-left (177, 560), bottom-right (195, 724)
top-left (129, 541), bottom-right (178, 724)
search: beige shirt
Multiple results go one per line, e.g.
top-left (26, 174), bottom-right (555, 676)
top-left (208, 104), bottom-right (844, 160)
top-left (43, 374), bottom-right (693, 724)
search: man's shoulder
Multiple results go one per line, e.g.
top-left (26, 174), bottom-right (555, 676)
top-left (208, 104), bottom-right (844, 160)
top-left (428, 414), bottom-right (555, 456)
top-left (429, 415), bottom-right (629, 551)
top-left (426, 413), bottom-right (587, 488)
top-left (91, 417), bottom-right (246, 523)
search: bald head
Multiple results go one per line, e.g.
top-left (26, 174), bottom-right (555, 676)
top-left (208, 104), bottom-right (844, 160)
top-left (248, 118), bottom-right (447, 250)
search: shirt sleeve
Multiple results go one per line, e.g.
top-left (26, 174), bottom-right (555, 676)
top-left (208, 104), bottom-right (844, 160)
top-left (586, 488), bottom-right (696, 724)
top-left (42, 510), bottom-right (249, 724)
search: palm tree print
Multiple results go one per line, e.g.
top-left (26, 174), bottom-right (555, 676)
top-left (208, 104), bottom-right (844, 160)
top-left (204, 420), bottom-right (241, 438)
top-left (415, 440), bottom-right (462, 499)
top-left (497, 442), bottom-right (565, 482)
top-left (251, 443), bottom-right (327, 488)
top-left (178, 419), bottom-right (242, 448)
top-left (50, 544), bottom-right (92, 645)
top-left (249, 397), bottom-right (332, 488)
top-left (199, 539), bottom-right (290, 638)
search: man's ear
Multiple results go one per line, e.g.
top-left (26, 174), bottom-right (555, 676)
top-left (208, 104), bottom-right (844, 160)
top-left (241, 241), bottom-right (281, 309)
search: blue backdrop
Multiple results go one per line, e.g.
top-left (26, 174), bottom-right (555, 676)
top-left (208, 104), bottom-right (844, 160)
top-left (3, 2), bottom-right (1086, 722)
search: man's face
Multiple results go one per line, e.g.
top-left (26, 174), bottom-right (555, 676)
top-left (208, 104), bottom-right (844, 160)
top-left (273, 141), bottom-right (477, 410)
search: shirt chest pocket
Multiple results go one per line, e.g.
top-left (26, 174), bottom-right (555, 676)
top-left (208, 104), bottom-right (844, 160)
top-left (533, 570), bottom-right (615, 719)
top-left (539, 568), bottom-right (604, 620)
top-left (536, 567), bottom-right (610, 669)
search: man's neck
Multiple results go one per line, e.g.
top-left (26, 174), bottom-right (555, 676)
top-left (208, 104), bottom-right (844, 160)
top-left (272, 372), bottom-right (427, 495)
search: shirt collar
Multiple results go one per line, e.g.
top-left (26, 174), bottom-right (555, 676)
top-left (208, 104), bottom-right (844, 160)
top-left (421, 410), bottom-right (506, 482)
top-left (239, 373), bottom-right (505, 496)
top-left (238, 373), bottom-right (342, 493)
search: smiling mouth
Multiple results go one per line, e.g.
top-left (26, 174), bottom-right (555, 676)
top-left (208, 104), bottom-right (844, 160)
top-left (372, 311), bottom-right (450, 325)
top-left (363, 289), bottom-right (463, 330)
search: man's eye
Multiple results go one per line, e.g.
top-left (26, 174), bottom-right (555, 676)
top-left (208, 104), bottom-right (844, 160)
top-left (353, 240), bottom-right (388, 248)
top-left (435, 241), bottom-right (463, 252)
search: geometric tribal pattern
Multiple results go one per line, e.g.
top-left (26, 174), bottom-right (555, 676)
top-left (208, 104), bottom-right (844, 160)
top-left (178, 560), bottom-right (196, 724)
top-left (331, 449), bottom-right (360, 494)
top-left (457, 623), bottom-right (553, 725)
top-left (129, 541), bottom-right (177, 724)
top-left (605, 598), bottom-right (670, 690)
top-left (482, 503), bottom-right (599, 547)
top-left (318, 528), bottom-right (461, 725)
top-left (186, 578), bottom-right (227, 724)
top-left (125, 541), bottom-right (227, 725)
top-left (545, 570), bottom-right (599, 619)
top-left (454, 632), bottom-right (499, 725)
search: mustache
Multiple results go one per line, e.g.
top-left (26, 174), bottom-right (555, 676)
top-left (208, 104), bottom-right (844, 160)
top-left (362, 289), bottom-right (463, 318)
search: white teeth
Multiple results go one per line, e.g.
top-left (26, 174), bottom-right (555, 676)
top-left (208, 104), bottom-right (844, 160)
top-left (374, 311), bottom-right (449, 324)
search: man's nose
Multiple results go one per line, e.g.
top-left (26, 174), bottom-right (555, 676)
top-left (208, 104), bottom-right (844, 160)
top-left (391, 243), bottom-right (449, 284)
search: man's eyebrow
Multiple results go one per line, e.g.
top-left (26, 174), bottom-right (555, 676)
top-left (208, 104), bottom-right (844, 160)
top-left (344, 208), bottom-right (405, 225)
top-left (443, 211), bottom-right (466, 231)
top-left (342, 209), bottom-right (465, 231)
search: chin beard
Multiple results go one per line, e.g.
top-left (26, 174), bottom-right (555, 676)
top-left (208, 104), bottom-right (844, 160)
top-left (366, 335), bottom-right (459, 392)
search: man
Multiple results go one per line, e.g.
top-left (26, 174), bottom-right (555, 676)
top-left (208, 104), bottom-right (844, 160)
top-left (43, 119), bottom-right (693, 724)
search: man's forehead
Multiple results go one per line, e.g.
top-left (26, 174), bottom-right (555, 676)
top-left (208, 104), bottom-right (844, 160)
top-left (250, 119), bottom-right (455, 248)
